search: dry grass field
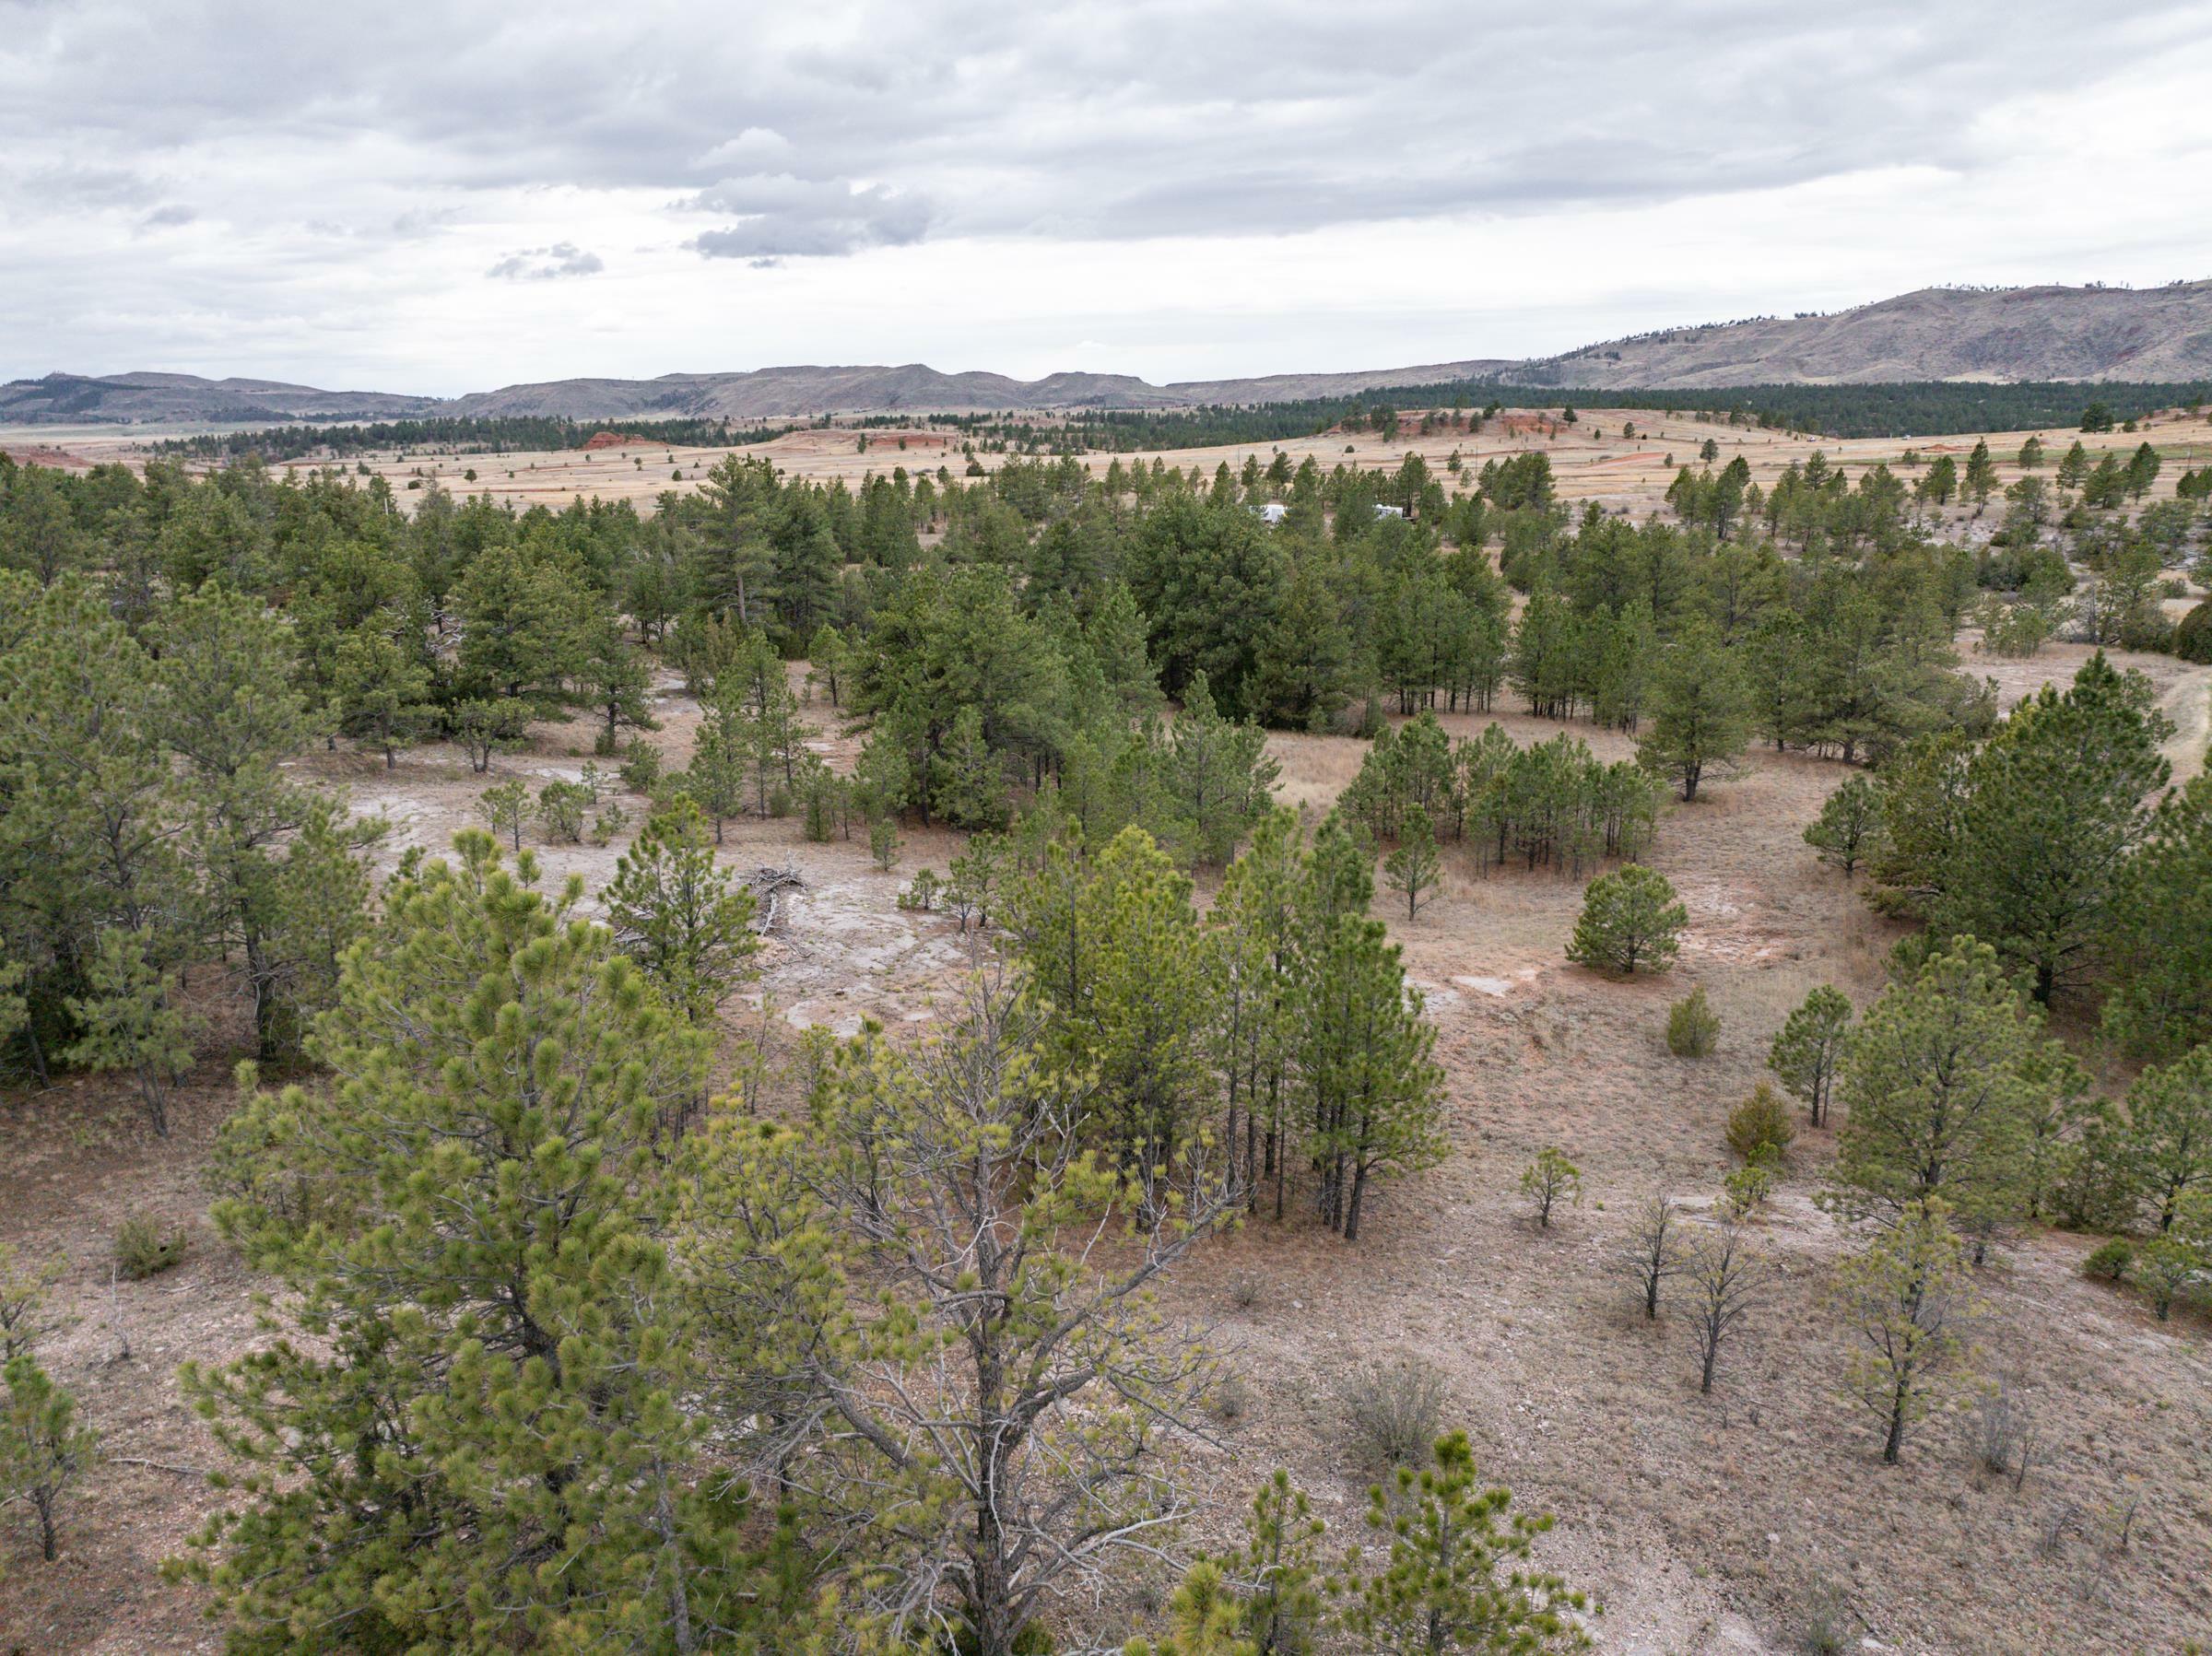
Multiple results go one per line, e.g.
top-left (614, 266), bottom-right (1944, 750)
top-left (6, 629), bottom-right (2210, 1654)
top-left (14, 405), bottom-right (2212, 528)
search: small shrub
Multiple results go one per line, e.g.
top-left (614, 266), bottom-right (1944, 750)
top-left (870, 816), bottom-right (900, 873)
top-left (1210, 1371), bottom-right (1254, 1426)
top-left (1974, 1376), bottom-right (2034, 1478)
top-left (536, 781), bottom-right (591, 843)
top-left (1226, 1272), bottom-right (1263, 1310)
top-left (1796, 1582), bottom-right (1851, 1656)
top-left (1665, 985), bottom-right (1721, 1058)
top-left (1519, 1145), bottom-right (1581, 1229)
top-left (1338, 1357), bottom-right (1446, 1470)
top-left (897, 869), bottom-right (941, 912)
top-left (1722, 1157), bottom-right (1775, 1220)
top-left (113, 1216), bottom-right (185, 1281)
top-left (588, 805), bottom-right (628, 847)
top-left (1725, 1084), bottom-right (1795, 1163)
top-left (2083, 1239), bottom-right (2135, 1282)
top-left (618, 738), bottom-right (663, 793)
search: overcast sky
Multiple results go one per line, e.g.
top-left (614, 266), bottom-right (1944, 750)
top-left (5, 0), bottom-right (2210, 394)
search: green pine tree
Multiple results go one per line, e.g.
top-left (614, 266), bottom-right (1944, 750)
top-left (181, 835), bottom-right (739, 1652)
top-left (1337, 1430), bottom-right (1591, 1654)
top-left (1637, 624), bottom-right (1750, 802)
top-left (1566, 865), bottom-right (1685, 975)
top-left (1827, 938), bottom-right (2048, 1232)
top-left (603, 798), bottom-right (760, 1028)
top-left (1768, 985), bottom-right (1853, 1129)
top-left (1, 1353), bottom-right (99, 1562)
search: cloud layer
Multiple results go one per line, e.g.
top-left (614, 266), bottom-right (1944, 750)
top-left (3, 0), bottom-right (2209, 391)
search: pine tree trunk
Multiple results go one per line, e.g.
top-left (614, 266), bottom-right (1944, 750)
top-left (34, 1484), bottom-right (57, 1561)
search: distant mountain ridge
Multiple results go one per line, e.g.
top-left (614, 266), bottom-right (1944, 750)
top-left (7, 283), bottom-right (2209, 426)
top-left (1508, 283), bottom-right (2212, 390)
top-left (0, 370), bottom-right (442, 424)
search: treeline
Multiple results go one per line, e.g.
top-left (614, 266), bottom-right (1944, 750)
top-left (1342, 714), bottom-right (1660, 875)
top-left (973, 378), bottom-right (2212, 449)
top-left (1464, 380), bottom-right (2210, 437)
top-left (153, 412), bottom-right (797, 462)
top-left (1817, 652), bottom-right (2199, 1026)
top-left (0, 433), bottom-right (2008, 863)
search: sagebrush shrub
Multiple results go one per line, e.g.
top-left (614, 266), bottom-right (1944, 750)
top-left (1339, 1357), bottom-right (1446, 1469)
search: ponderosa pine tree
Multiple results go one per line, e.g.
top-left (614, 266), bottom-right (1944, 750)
top-left (1382, 805), bottom-right (1441, 920)
top-left (182, 835), bottom-right (744, 1653)
top-left (1231, 1468), bottom-right (1328, 1656)
top-left (1931, 652), bottom-right (2171, 1004)
top-left (65, 925), bottom-right (194, 1135)
top-left (1, 1351), bottom-right (98, 1562)
top-left (477, 778), bottom-right (529, 851)
top-left (1805, 772), bottom-right (1883, 878)
top-left (581, 616), bottom-right (661, 756)
top-left (1300, 909), bottom-right (1446, 1241)
top-left (2100, 772), bottom-right (2212, 1062)
top-left (1830, 1202), bottom-right (1978, 1465)
top-left (1337, 1430), bottom-right (1590, 1655)
top-left (331, 628), bottom-right (434, 769)
top-left (1827, 938), bottom-right (2050, 1233)
top-left (1211, 807), bottom-right (1307, 1216)
top-left (2124, 1045), bottom-right (2212, 1232)
top-left (686, 689), bottom-right (753, 841)
top-left (1057, 827), bottom-right (1218, 1226)
top-left (1163, 669), bottom-right (1279, 865)
top-left (797, 968), bottom-right (1239, 1656)
top-left (1638, 623), bottom-right (1751, 802)
top-left (1768, 985), bottom-right (1854, 1129)
top-left (603, 798), bottom-right (760, 1030)
top-left (1566, 864), bottom-right (1685, 975)
top-left (152, 585), bottom-right (326, 1058)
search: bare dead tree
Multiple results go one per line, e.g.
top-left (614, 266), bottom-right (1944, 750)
top-left (1686, 1217), bottom-right (1770, 1394)
top-left (1620, 1193), bottom-right (1684, 1321)
top-left (800, 964), bottom-right (1243, 1656)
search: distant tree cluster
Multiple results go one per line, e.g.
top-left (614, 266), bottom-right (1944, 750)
top-left (1342, 712), bottom-right (1661, 875)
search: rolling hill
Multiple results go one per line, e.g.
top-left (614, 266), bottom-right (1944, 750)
top-left (7, 283), bottom-right (2209, 426)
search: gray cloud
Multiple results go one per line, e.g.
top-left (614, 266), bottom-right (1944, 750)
top-left (15, 162), bottom-right (164, 210)
top-left (486, 241), bottom-right (605, 280)
top-left (7, 1), bottom-right (2202, 248)
top-left (3, 0), bottom-right (2209, 386)
top-left (137, 203), bottom-right (196, 230)
top-left (686, 176), bottom-right (930, 259)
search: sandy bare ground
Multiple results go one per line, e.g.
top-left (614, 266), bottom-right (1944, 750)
top-left (5, 645), bottom-right (2211, 1653)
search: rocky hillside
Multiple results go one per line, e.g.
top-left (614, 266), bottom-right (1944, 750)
top-left (1502, 283), bottom-right (2212, 390)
